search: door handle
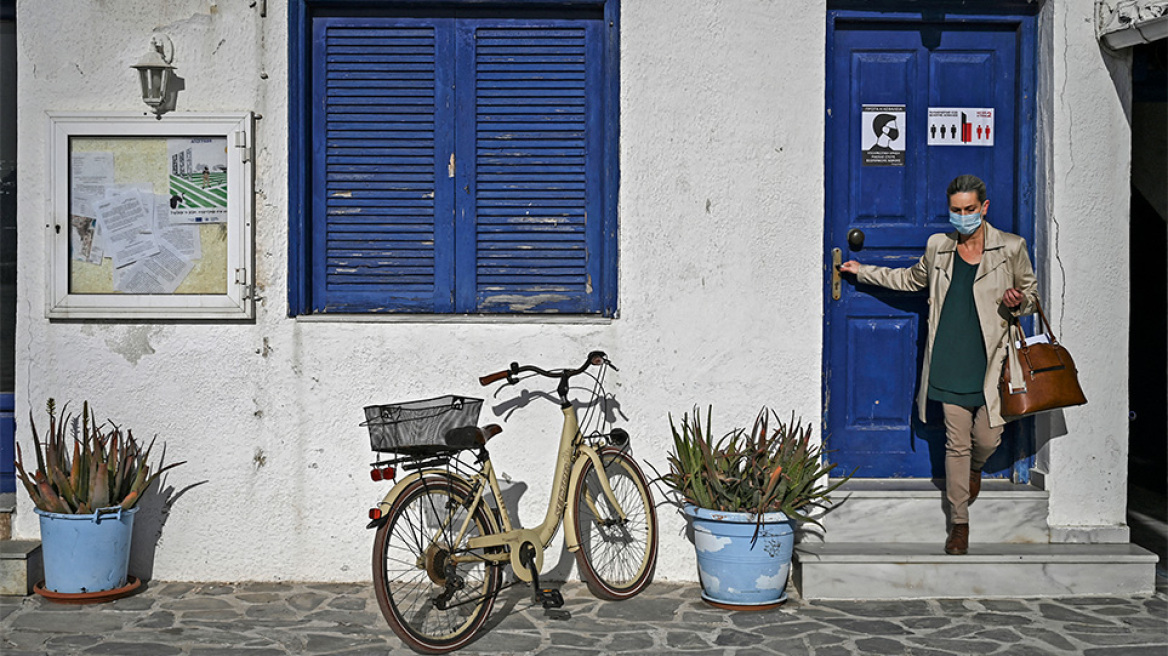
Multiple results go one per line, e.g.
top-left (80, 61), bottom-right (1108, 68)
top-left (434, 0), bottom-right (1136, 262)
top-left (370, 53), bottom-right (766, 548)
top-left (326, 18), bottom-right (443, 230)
top-left (831, 248), bottom-right (842, 301)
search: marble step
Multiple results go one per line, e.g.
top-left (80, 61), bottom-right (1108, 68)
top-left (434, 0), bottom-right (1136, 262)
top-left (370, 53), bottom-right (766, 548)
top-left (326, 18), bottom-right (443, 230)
top-left (0, 540), bottom-right (42, 596)
top-left (802, 478), bottom-right (1049, 544)
top-left (794, 542), bottom-right (1159, 599)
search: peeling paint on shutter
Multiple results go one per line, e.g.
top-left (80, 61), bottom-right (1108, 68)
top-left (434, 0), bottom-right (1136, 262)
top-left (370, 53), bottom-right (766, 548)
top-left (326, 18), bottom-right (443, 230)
top-left (469, 24), bottom-right (601, 313)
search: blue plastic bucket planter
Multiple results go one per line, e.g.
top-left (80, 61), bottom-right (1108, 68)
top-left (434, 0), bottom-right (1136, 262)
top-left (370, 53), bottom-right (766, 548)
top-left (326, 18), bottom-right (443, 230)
top-left (683, 504), bottom-right (795, 609)
top-left (35, 506), bottom-right (138, 594)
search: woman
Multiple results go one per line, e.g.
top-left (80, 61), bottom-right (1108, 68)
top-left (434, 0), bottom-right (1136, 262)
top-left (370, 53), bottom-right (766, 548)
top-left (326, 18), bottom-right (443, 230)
top-left (838, 174), bottom-right (1037, 555)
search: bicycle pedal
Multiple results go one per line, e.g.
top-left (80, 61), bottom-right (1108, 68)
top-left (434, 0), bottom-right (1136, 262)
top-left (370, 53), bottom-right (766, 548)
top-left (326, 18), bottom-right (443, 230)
top-left (535, 587), bottom-right (564, 609)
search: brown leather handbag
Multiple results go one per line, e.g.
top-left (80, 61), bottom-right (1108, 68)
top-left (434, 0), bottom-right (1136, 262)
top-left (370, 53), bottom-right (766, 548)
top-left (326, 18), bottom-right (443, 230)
top-left (1000, 301), bottom-right (1087, 417)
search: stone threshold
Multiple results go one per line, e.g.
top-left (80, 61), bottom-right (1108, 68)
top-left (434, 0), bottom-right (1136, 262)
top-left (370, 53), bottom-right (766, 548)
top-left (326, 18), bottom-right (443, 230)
top-left (795, 541), bottom-right (1159, 599)
top-left (796, 542), bottom-right (1158, 563)
top-left (828, 478), bottom-right (1046, 498)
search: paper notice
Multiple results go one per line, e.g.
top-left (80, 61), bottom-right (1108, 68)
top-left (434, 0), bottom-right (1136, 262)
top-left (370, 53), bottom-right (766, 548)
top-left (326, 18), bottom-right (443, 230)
top-left (71, 151), bottom-right (114, 198)
top-left (861, 104), bottom-right (906, 167)
top-left (927, 107), bottom-right (994, 146)
top-left (153, 193), bottom-right (202, 260)
top-left (159, 224), bottom-right (201, 260)
top-left (137, 187), bottom-right (156, 233)
top-left (114, 240), bottom-right (195, 294)
top-left (70, 152), bottom-right (115, 264)
top-left (167, 137), bottom-right (229, 223)
top-left (69, 215), bottom-right (104, 264)
top-left (94, 191), bottom-right (159, 268)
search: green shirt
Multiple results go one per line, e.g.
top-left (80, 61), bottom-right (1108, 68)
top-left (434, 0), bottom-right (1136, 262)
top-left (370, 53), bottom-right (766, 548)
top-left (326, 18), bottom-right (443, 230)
top-left (928, 256), bottom-right (987, 407)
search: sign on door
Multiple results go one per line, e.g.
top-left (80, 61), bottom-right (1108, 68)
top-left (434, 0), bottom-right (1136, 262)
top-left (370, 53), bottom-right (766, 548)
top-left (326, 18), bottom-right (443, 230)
top-left (927, 107), bottom-right (995, 146)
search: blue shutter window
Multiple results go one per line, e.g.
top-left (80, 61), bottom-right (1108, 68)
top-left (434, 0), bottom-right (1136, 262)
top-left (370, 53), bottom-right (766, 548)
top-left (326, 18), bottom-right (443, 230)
top-left (301, 10), bottom-right (612, 315)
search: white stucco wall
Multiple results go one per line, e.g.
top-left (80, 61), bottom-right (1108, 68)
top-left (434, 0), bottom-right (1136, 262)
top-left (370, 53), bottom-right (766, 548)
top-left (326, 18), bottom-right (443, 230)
top-left (11, 0), bottom-right (1134, 583)
top-left (1033, 0), bottom-right (1133, 542)
top-left (12, 0), bottom-right (827, 582)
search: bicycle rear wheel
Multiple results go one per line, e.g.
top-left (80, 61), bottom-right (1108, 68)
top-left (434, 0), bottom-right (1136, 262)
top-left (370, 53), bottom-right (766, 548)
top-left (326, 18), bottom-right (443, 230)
top-left (571, 448), bottom-right (658, 599)
top-left (373, 475), bottom-right (501, 653)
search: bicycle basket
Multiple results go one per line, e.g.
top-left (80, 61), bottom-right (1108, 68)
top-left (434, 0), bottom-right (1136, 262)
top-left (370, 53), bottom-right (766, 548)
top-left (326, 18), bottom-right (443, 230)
top-left (362, 395), bottom-right (484, 454)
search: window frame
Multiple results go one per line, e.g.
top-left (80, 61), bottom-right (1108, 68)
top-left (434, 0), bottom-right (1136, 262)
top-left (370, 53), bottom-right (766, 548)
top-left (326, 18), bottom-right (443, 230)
top-left (288, 0), bottom-right (620, 317)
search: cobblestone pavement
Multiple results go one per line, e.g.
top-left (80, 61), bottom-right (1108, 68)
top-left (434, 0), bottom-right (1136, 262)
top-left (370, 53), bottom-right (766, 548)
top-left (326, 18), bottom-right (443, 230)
top-left (1, 579), bottom-right (1165, 656)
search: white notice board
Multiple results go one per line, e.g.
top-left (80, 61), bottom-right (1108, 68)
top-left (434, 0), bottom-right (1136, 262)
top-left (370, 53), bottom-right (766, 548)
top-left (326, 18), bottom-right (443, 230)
top-left (47, 112), bottom-right (255, 320)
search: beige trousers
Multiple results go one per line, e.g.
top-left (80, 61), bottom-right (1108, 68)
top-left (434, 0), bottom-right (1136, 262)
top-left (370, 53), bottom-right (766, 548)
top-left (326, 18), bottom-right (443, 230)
top-left (942, 403), bottom-right (1003, 524)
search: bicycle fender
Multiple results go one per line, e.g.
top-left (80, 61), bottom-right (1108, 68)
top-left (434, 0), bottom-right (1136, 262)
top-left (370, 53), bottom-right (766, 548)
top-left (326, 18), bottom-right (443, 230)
top-left (365, 469), bottom-right (475, 530)
top-left (563, 445), bottom-right (616, 552)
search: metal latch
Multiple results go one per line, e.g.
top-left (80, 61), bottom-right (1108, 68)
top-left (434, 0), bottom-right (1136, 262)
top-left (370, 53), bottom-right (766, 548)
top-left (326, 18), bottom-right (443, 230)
top-left (235, 130), bottom-right (251, 163)
top-left (831, 248), bottom-right (842, 301)
top-left (235, 268), bottom-right (254, 300)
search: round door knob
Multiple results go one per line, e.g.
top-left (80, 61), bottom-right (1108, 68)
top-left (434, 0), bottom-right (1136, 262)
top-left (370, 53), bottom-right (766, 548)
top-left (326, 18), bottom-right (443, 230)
top-left (847, 228), bottom-right (866, 251)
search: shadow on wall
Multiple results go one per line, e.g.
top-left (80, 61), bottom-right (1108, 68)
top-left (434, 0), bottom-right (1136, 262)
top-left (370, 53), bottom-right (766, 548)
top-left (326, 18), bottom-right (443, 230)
top-left (130, 475), bottom-right (206, 582)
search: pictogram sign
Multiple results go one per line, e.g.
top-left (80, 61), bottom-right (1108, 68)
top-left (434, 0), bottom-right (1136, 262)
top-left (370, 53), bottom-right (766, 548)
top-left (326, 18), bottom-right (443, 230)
top-left (927, 107), bottom-right (994, 146)
top-left (861, 104), bottom-right (906, 166)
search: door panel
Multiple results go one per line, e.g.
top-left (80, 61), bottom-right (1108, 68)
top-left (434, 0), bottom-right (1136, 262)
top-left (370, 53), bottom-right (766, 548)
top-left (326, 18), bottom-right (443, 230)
top-left (852, 50), bottom-right (919, 223)
top-left (847, 315), bottom-right (916, 429)
top-left (825, 15), bottom-right (1033, 479)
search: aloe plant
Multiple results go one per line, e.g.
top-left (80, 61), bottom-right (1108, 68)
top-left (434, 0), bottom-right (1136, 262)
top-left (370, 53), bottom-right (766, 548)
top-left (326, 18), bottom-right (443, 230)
top-left (659, 406), bottom-right (852, 526)
top-left (13, 399), bottom-right (185, 514)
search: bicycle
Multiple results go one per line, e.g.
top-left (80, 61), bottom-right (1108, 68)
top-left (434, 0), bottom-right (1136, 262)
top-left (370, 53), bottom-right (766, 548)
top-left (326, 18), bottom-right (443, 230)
top-left (361, 351), bottom-right (658, 653)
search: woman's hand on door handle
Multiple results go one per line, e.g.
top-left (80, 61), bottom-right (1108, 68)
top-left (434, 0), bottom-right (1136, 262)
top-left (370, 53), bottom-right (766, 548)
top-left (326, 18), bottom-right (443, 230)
top-left (838, 260), bottom-right (860, 275)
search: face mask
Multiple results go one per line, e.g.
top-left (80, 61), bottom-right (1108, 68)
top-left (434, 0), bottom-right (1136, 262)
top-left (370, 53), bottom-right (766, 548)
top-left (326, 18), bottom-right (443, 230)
top-left (885, 128), bottom-right (899, 141)
top-left (949, 211), bottom-right (982, 235)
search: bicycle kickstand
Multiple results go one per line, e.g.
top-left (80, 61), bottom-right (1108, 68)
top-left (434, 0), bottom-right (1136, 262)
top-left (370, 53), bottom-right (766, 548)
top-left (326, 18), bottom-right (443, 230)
top-left (519, 543), bottom-right (564, 609)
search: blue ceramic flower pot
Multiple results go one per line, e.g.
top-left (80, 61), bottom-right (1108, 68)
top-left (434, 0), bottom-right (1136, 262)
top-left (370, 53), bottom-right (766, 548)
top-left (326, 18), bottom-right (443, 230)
top-left (35, 506), bottom-right (138, 594)
top-left (683, 504), bottom-right (795, 608)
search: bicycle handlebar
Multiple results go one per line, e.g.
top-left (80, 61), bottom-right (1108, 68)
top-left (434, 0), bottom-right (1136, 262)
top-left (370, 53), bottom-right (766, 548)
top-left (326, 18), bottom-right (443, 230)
top-left (479, 351), bottom-right (612, 387)
top-left (478, 370), bottom-right (511, 386)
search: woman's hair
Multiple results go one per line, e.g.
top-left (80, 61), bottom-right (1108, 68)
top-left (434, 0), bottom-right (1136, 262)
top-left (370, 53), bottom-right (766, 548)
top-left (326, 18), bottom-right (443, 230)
top-left (947, 174), bottom-right (987, 203)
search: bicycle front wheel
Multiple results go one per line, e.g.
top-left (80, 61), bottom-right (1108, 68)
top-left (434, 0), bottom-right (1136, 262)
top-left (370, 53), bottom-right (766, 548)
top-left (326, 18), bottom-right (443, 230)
top-left (571, 447), bottom-right (658, 600)
top-left (373, 475), bottom-right (501, 654)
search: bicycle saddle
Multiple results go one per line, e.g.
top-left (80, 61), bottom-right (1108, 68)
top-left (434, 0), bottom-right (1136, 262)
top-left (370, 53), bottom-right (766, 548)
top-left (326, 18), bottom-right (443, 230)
top-left (443, 424), bottom-right (503, 449)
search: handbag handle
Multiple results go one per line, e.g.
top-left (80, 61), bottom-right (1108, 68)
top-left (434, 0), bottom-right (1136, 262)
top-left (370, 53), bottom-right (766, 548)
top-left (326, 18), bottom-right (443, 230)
top-left (1031, 299), bottom-right (1058, 344)
top-left (1004, 297), bottom-right (1054, 393)
top-left (1010, 298), bottom-right (1058, 346)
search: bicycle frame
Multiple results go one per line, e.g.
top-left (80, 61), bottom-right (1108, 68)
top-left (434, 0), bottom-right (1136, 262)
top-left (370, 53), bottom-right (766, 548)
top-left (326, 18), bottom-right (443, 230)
top-left (374, 403), bottom-right (628, 583)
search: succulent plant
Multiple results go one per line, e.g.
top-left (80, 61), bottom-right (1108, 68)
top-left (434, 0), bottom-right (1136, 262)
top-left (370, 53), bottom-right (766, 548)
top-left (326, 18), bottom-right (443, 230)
top-left (659, 406), bottom-right (851, 526)
top-left (14, 399), bottom-right (185, 514)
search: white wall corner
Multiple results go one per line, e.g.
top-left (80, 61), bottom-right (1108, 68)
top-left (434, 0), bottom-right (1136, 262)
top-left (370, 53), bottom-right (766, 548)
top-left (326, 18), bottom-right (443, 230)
top-left (1037, 0), bottom-right (1133, 532)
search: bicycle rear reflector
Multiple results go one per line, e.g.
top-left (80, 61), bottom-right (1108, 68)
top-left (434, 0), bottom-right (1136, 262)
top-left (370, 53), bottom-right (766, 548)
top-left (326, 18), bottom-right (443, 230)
top-left (370, 466), bottom-right (396, 482)
top-left (368, 508), bottom-right (382, 521)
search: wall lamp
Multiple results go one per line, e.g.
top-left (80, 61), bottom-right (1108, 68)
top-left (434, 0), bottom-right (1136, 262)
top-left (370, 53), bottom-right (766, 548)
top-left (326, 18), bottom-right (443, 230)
top-left (131, 34), bottom-right (177, 118)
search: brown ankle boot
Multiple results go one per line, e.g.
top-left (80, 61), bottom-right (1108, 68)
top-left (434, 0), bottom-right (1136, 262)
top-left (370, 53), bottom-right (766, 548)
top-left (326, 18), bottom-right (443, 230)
top-left (945, 523), bottom-right (969, 555)
top-left (969, 469), bottom-right (982, 504)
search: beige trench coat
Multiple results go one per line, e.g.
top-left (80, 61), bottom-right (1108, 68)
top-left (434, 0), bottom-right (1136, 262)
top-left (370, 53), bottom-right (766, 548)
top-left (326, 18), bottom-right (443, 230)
top-left (856, 222), bottom-right (1038, 428)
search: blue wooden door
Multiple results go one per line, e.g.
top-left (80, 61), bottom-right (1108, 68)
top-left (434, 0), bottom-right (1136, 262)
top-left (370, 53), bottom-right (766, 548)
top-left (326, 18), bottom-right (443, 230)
top-left (824, 12), bottom-right (1036, 479)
